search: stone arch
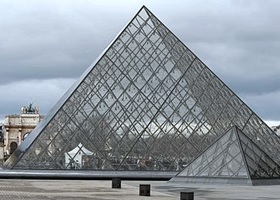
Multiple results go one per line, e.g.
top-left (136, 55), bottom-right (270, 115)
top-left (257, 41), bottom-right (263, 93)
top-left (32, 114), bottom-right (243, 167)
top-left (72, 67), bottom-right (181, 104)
top-left (10, 142), bottom-right (18, 155)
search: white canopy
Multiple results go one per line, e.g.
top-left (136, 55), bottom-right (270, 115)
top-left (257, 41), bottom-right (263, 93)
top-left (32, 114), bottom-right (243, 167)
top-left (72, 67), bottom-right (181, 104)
top-left (65, 143), bottom-right (94, 169)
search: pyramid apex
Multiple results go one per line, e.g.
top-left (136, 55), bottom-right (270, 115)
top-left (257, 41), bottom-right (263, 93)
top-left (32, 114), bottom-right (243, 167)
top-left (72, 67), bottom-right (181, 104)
top-left (138, 5), bottom-right (153, 16)
top-left (141, 5), bottom-right (147, 9)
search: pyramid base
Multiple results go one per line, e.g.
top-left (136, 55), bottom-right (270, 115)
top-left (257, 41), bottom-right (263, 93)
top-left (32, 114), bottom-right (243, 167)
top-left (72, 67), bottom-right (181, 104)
top-left (170, 176), bottom-right (280, 186)
top-left (251, 178), bottom-right (280, 186)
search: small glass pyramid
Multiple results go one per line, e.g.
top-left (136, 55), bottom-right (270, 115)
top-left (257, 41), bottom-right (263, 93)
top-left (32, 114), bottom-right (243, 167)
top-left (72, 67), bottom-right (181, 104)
top-left (172, 126), bottom-right (280, 184)
top-left (177, 126), bottom-right (248, 178)
top-left (176, 126), bottom-right (280, 176)
top-left (4, 6), bottom-right (280, 172)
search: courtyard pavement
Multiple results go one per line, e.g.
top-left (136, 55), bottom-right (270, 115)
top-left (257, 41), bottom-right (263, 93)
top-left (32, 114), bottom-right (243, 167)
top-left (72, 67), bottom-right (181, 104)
top-left (0, 179), bottom-right (279, 199)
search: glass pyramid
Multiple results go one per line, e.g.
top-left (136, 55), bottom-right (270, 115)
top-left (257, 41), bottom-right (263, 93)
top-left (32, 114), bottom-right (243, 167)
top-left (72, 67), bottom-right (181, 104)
top-left (175, 126), bottom-right (280, 180)
top-left (4, 6), bottom-right (280, 171)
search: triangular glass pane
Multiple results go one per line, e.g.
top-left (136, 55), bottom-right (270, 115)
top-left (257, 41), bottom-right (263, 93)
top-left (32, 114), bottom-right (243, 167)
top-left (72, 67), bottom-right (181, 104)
top-left (237, 129), bottom-right (280, 179)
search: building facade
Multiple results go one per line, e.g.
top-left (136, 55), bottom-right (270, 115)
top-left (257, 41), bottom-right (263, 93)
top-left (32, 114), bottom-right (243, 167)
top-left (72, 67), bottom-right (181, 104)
top-left (272, 125), bottom-right (280, 136)
top-left (3, 104), bottom-right (43, 160)
top-left (0, 124), bottom-right (4, 162)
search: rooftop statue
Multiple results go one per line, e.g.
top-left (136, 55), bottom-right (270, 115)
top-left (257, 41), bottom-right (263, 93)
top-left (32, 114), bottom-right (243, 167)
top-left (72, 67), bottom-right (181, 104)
top-left (20, 103), bottom-right (39, 114)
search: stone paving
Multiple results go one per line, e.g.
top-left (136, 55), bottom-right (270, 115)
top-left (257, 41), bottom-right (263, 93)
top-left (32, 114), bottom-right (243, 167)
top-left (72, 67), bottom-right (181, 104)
top-left (0, 179), bottom-right (175, 200)
top-left (0, 179), bottom-right (279, 199)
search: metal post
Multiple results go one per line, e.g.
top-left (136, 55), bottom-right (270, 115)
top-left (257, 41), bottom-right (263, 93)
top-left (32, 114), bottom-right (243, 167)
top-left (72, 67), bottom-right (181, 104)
top-left (180, 192), bottom-right (194, 200)
top-left (139, 184), bottom-right (151, 196)
top-left (112, 178), bottom-right (121, 188)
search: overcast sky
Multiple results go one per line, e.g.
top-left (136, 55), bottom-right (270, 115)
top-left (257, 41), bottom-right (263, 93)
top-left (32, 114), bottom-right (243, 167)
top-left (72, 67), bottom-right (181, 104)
top-left (1, 0), bottom-right (280, 126)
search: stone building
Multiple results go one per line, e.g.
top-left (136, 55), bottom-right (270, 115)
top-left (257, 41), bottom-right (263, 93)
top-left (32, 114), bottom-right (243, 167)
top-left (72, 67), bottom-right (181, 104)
top-left (3, 104), bottom-right (44, 160)
top-left (0, 124), bottom-right (4, 162)
top-left (272, 125), bottom-right (280, 136)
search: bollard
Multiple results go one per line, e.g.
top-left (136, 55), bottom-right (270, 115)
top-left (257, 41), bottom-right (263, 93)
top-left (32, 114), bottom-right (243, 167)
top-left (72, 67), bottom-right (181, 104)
top-left (112, 178), bottom-right (121, 188)
top-left (180, 192), bottom-right (194, 200)
top-left (139, 184), bottom-right (151, 196)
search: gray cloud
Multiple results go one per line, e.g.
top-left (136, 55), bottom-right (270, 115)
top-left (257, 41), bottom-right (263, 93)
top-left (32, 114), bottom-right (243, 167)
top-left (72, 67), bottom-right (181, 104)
top-left (0, 78), bottom-right (75, 120)
top-left (0, 0), bottom-right (130, 83)
top-left (0, 0), bottom-right (280, 124)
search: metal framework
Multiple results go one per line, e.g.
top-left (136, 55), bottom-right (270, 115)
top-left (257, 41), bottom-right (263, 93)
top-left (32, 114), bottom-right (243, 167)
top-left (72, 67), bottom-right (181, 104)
top-left (4, 6), bottom-right (280, 172)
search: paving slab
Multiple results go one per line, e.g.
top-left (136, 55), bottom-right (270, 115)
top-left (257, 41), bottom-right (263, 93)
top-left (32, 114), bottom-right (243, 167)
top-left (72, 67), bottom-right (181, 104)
top-left (0, 179), bottom-right (279, 199)
top-left (0, 179), bottom-right (176, 200)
